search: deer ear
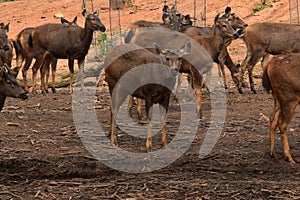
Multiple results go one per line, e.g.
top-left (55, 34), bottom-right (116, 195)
top-left (60, 17), bottom-right (68, 24)
top-left (73, 16), bottom-right (78, 24)
top-left (214, 13), bottom-right (220, 24)
top-left (93, 11), bottom-right (99, 16)
top-left (225, 7), bottom-right (231, 14)
top-left (82, 9), bottom-right (88, 17)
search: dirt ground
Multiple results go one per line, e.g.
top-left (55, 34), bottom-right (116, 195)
top-left (1, 0), bottom-right (300, 199)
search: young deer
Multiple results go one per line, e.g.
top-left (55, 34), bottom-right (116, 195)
top-left (104, 41), bottom-right (191, 151)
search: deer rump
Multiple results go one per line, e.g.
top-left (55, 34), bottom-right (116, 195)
top-left (262, 53), bottom-right (300, 162)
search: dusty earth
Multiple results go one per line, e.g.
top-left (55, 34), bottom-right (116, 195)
top-left (1, 0), bottom-right (300, 199)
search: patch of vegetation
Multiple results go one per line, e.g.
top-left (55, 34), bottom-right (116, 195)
top-left (252, 0), bottom-right (273, 14)
top-left (1, 0), bottom-right (14, 2)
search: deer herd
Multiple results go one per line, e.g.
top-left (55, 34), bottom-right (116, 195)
top-left (1, 5), bottom-right (300, 163)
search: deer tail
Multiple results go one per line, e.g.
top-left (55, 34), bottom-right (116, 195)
top-left (262, 65), bottom-right (272, 93)
top-left (28, 34), bottom-right (33, 48)
top-left (124, 29), bottom-right (135, 44)
top-left (12, 38), bottom-right (23, 57)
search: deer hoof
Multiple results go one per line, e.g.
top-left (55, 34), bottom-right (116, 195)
top-left (238, 88), bottom-right (244, 94)
top-left (52, 87), bottom-right (56, 93)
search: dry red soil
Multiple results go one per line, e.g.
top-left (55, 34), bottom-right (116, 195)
top-left (1, 0), bottom-right (300, 199)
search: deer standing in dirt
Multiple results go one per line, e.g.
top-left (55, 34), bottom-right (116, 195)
top-left (238, 22), bottom-right (300, 94)
top-left (183, 7), bottom-right (248, 87)
top-left (28, 9), bottom-right (106, 94)
top-left (104, 41), bottom-right (191, 151)
top-left (13, 16), bottom-right (79, 93)
top-left (126, 14), bottom-right (239, 117)
top-left (262, 53), bottom-right (300, 163)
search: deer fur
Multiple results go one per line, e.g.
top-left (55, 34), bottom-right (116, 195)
top-left (28, 9), bottom-right (106, 94)
top-left (104, 42), bottom-right (191, 151)
top-left (0, 64), bottom-right (28, 111)
top-left (262, 53), bottom-right (300, 163)
top-left (238, 22), bottom-right (300, 94)
top-left (13, 16), bottom-right (79, 93)
top-left (125, 14), bottom-right (238, 117)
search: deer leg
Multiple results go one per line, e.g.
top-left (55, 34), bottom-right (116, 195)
top-left (31, 57), bottom-right (43, 94)
top-left (110, 110), bottom-right (117, 145)
top-left (190, 67), bottom-right (203, 118)
top-left (137, 98), bottom-right (143, 120)
top-left (43, 65), bottom-right (50, 94)
top-left (22, 57), bottom-right (33, 93)
top-left (78, 58), bottom-right (85, 92)
top-left (269, 96), bottom-right (280, 159)
top-left (278, 101), bottom-right (298, 162)
top-left (40, 52), bottom-right (52, 94)
top-left (68, 58), bottom-right (75, 94)
top-left (159, 99), bottom-right (169, 147)
top-left (145, 99), bottom-right (153, 151)
top-left (50, 58), bottom-right (57, 93)
top-left (261, 53), bottom-right (270, 70)
top-left (128, 96), bottom-right (134, 117)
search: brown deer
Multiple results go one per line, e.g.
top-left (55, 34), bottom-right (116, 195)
top-left (126, 14), bottom-right (239, 117)
top-left (238, 22), bottom-right (300, 94)
top-left (28, 9), bottom-right (106, 94)
top-left (0, 64), bottom-right (28, 111)
top-left (104, 41), bottom-right (191, 151)
top-left (262, 53), bottom-right (300, 163)
top-left (0, 23), bottom-right (13, 67)
top-left (183, 6), bottom-right (248, 87)
top-left (12, 16), bottom-right (79, 93)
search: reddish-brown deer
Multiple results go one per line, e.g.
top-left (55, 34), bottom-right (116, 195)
top-left (262, 53), bottom-right (300, 163)
top-left (104, 41), bottom-right (191, 151)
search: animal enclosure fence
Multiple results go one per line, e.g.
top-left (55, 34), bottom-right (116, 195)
top-left (81, 0), bottom-right (300, 61)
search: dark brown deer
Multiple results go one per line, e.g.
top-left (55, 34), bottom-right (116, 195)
top-left (0, 22), bottom-right (13, 68)
top-left (238, 22), bottom-right (300, 94)
top-left (126, 14), bottom-right (239, 117)
top-left (28, 9), bottom-right (106, 94)
top-left (104, 41), bottom-right (191, 151)
top-left (0, 64), bottom-right (28, 111)
top-left (0, 23), bottom-right (12, 68)
top-left (262, 53), bottom-right (300, 163)
top-left (12, 16), bottom-right (79, 93)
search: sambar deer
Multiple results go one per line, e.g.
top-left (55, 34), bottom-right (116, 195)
top-left (0, 64), bottom-right (28, 111)
top-left (13, 16), bottom-right (79, 93)
top-left (104, 41), bottom-right (191, 151)
top-left (0, 22), bottom-right (14, 68)
top-left (262, 53), bottom-right (300, 163)
top-left (238, 22), bottom-right (300, 94)
top-left (28, 9), bottom-right (106, 94)
top-left (126, 14), bottom-right (239, 117)
top-left (183, 6), bottom-right (248, 87)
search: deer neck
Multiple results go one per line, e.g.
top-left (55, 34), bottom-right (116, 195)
top-left (210, 25), bottom-right (227, 53)
top-left (81, 23), bottom-right (95, 53)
